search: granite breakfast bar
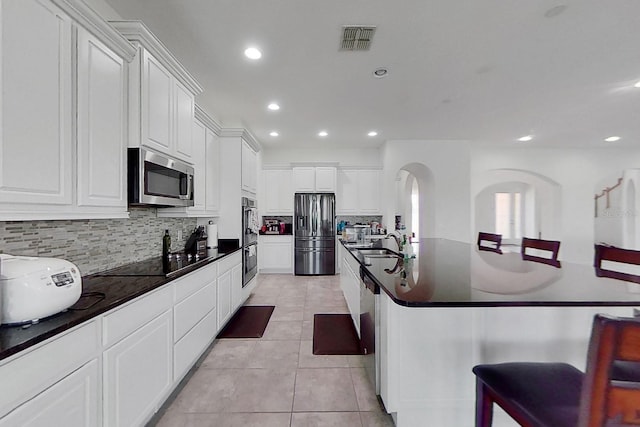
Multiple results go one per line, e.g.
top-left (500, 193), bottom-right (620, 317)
top-left (339, 238), bottom-right (640, 427)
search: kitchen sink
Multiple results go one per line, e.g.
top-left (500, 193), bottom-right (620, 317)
top-left (357, 248), bottom-right (402, 258)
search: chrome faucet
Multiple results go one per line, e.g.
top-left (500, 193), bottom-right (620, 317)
top-left (385, 232), bottom-right (402, 251)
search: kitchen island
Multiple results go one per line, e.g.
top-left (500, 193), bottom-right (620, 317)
top-left (339, 238), bottom-right (640, 427)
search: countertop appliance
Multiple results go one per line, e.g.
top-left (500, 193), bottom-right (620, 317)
top-left (294, 193), bottom-right (336, 275)
top-left (128, 147), bottom-right (194, 207)
top-left (0, 255), bottom-right (82, 325)
top-left (242, 197), bottom-right (258, 286)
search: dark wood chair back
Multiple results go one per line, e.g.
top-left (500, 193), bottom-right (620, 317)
top-left (578, 314), bottom-right (640, 426)
top-left (477, 232), bottom-right (502, 254)
top-left (521, 237), bottom-right (561, 267)
top-left (472, 314), bottom-right (640, 427)
top-left (594, 244), bottom-right (640, 285)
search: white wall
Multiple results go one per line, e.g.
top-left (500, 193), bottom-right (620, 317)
top-left (382, 140), bottom-right (471, 242)
top-left (471, 147), bottom-right (640, 264)
top-left (82, 0), bottom-right (123, 19)
top-left (261, 147), bottom-right (381, 169)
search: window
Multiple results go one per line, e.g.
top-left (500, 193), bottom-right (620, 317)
top-left (495, 192), bottom-right (522, 239)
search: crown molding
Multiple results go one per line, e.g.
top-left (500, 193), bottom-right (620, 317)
top-left (109, 20), bottom-right (204, 95)
top-left (194, 105), bottom-right (222, 135)
top-left (219, 128), bottom-right (262, 152)
top-left (51, 0), bottom-right (136, 61)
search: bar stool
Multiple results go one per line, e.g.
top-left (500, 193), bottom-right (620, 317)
top-left (521, 237), bottom-right (561, 267)
top-left (472, 314), bottom-right (640, 427)
top-left (477, 232), bottom-right (503, 254)
top-left (594, 244), bottom-right (640, 285)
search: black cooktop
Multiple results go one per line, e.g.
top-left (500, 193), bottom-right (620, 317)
top-left (97, 250), bottom-right (223, 278)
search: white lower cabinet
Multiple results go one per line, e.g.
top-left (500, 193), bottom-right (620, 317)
top-left (217, 269), bottom-right (232, 329)
top-left (258, 235), bottom-right (293, 273)
top-left (0, 360), bottom-right (99, 427)
top-left (340, 253), bottom-right (361, 335)
top-left (174, 308), bottom-right (217, 382)
top-left (0, 251), bottom-right (244, 427)
top-left (103, 310), bottom-right (173, 427)
top-left (231, 263), bottom-right (243, 311)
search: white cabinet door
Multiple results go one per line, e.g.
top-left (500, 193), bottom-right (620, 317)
top-left (217, 270), bottom-right (232, 330)
top-left (0, 360), bottom-right (99, 427)
top-left (174, 81), bottom-right (194, 161)
top-left (259, 237), bottom-right (293, 273)
top-left (103, 311), bottom-right (173, 427)
top-left (358, 170), bottom-right (380, 214)
top-left (279, 170), bottom-right (294, 213)
top-left (264, 170), bottom-right (293, 214)
top-left (315, 167), bottom-right (336, 192)
top-left (205, 128), bottom-right (220, 214)
top-left (241, 141), bottom-right (257, 194)
top-left (337, 170), bottom-right (358, 214)
top-left (76, 27), bottom-right (127, 210)
top-left (293, 167), bottom-right (315, 192)
top-left (142, 50), bottom-right (173, 154)
top-left (0, 0), bottom-right (73, 206)
top-left (231, 263), bottom-right (243, 311)
top-left (190, 119), bottom-right (207, 212)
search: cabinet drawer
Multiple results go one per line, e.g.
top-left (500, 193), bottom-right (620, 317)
top-left (103, 285), bottom-right (173, 348)
top-left (174, 262), bottom-right (217, 303)
top-left (174, 281), bottom-right (216, 342)
top-left (174, 308), bottom-right (217, 382)
top-left (0, 359), bottom-right (99, 427)
top-left (0, 321), bottom-right (98, 418)
top-left (218, 251), bottom-right (241, 275)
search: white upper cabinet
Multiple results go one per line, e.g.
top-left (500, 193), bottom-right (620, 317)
top-left (0, 0), bottom-right (73, 208)
top-left (241, 140), bottom-right (257, 195)
top-left (0, 0), bottom-right (135, 220)
top-left (336, 169), bottom-right (381, 215)
top-left (76, 27), bottom-right (127, 212)
top-left (264, 170), bottom-right (293, 215)
top-left (158, 107), bottom-right (221, 218)
top-left (205, 128), bottom-right (220, 214)
top-left (142, 51), bottom-right (173, 154)
top-left (293, 167), bottom-right (336, 193)
top-left (111, 21), bottom-right (203, 163)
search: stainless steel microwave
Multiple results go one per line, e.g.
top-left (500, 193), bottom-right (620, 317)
top-left (128, 148), bottom-right (194, 207)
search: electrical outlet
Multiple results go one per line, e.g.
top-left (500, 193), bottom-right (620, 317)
top-left (177, 230), bottom-right (183, 241)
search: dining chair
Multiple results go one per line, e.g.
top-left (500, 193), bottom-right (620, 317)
top-left (477, 232), bottom-right (503, 254)
top-left (472, 313), bottom-right (640, 427)
top-left (521, 237), bottom-right (561, 267)
top-left (594, 244), bottom-right (640, 285)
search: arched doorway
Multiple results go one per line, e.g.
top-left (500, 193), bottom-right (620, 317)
top-left (395, 163), bottom-right (435, 238)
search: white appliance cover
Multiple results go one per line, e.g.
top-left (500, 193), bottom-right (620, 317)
top-left (0, 255), bottom-right (82, 325)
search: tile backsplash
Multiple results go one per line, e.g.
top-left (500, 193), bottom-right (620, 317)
top-left (0, 207), bottom-right (197, 276)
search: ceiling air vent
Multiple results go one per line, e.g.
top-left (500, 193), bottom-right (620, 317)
top-left (340, 26), bottom-right (376, 51)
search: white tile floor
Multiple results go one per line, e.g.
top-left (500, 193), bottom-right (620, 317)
top-left (152, 273), bottom-right (394, 427)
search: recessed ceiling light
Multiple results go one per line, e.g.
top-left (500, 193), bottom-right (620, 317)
top-left (634, 81), bottom-right (640, 88)
top-left (373, 68), bottom-right (388, 78)
top-left (267, 103), bottom-right (280, 111)
top-left (244, 47), bottom-right (262, 60)
top-left (318, 131), bottom-right (328, 137)
top-left (604, 136), bottom-right (621, 142)
top-left (517, 135), bottom-right (533, 142)
top-left (368, 131), bottom-right (378, 137)
top-left (269, 131), bottom-right (279, 137)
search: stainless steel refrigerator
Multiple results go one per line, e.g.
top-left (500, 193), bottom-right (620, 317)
top-left (294, 193), bottom-right (336, 275)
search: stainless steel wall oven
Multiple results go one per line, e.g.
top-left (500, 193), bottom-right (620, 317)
top-left (242, 197), bottom-right (258, 286)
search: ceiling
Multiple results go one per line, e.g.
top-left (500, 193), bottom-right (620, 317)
top-left (103, 0), bottom-right (640, 150)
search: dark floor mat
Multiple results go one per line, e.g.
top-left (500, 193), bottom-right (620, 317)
top-left (313, 313), bottom-right (363, 355)
top-left (216, 305), bottom-right (275, 338)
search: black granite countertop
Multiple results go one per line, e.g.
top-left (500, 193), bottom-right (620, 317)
top-left (341, 238), bottom-right (640, 308)
top-left (0, 248), bottom-right (241, 361)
